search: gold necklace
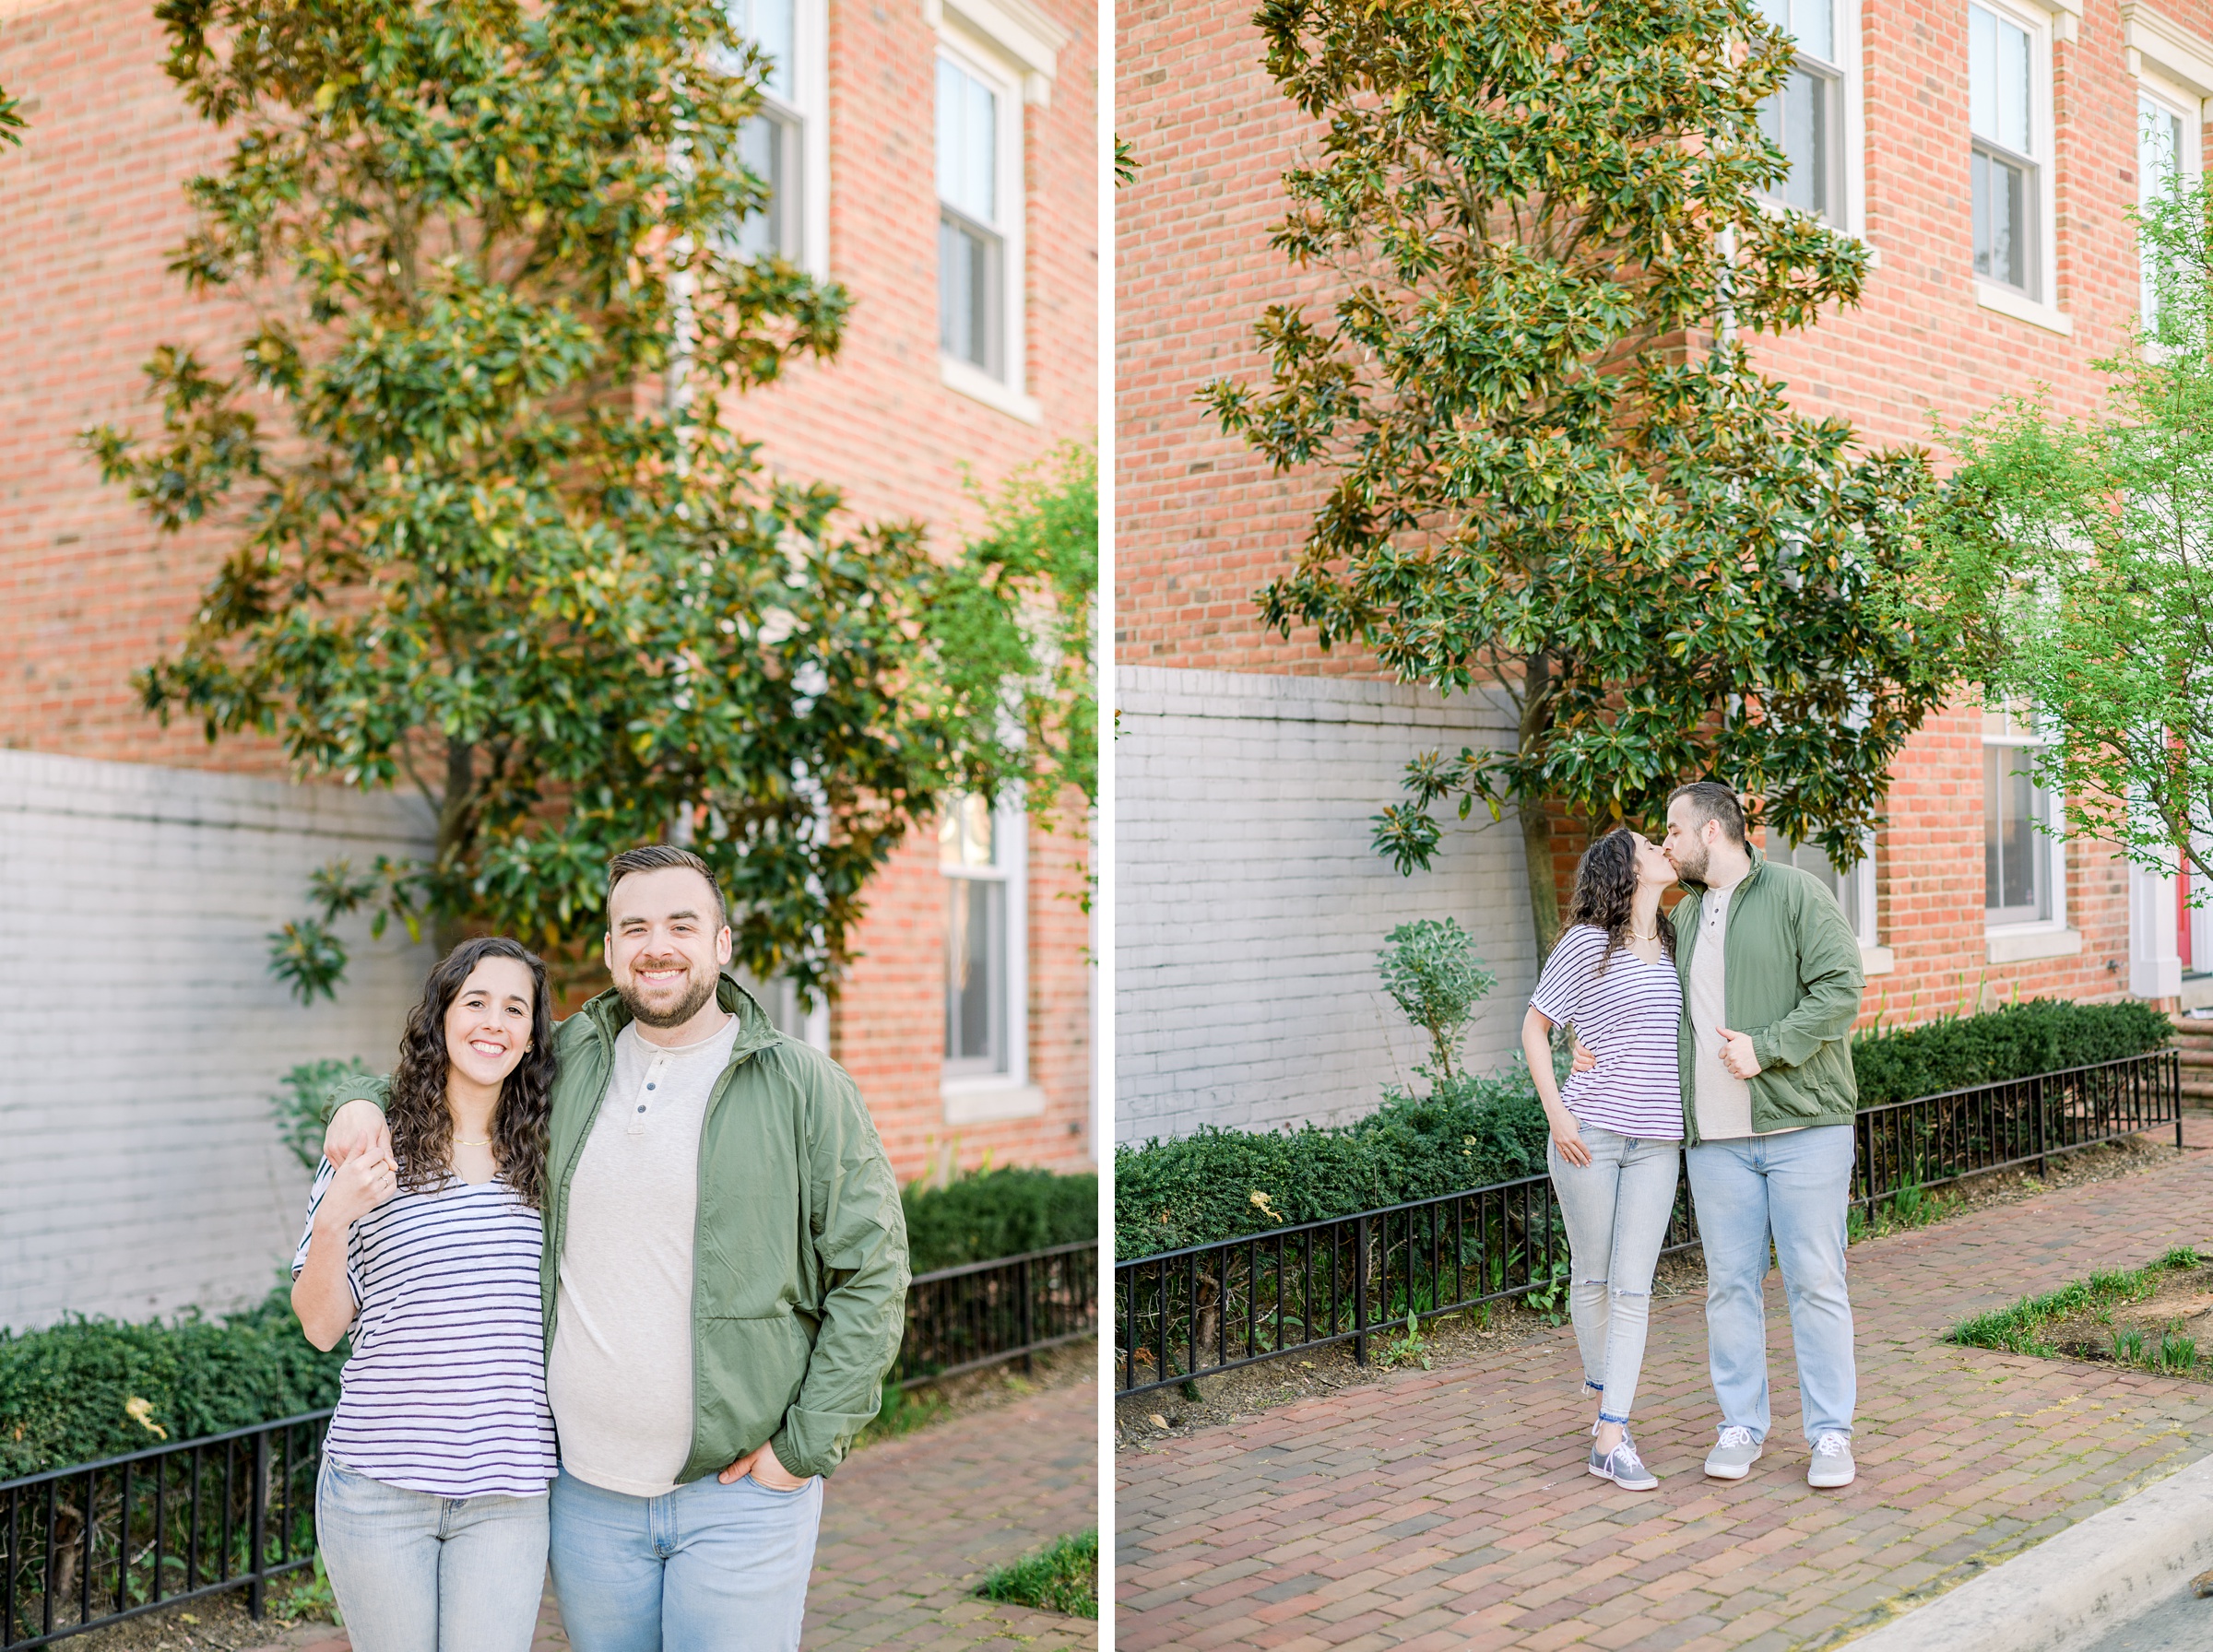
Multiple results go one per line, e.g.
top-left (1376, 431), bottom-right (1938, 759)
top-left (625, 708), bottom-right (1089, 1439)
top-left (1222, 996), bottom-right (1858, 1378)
top-left (455, 1136), bottom-right (493, 1148)
top-left (1629, 925), bottom-right (1659, 941)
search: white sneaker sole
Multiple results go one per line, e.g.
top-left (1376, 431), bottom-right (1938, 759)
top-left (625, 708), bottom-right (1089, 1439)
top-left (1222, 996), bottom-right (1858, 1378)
top-left (1808, 1466), bottom-right (1856, 1488)
top-left (1588, 1463), bottom-right (1659, 1491)
top-left (1704, 1451), bottom-right (1761, 1480)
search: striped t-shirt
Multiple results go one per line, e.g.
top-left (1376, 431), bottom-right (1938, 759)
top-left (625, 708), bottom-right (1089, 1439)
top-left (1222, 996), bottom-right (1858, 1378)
top-left (292, 1158), bottom-right (559, 1498)
top-left (1528, 924), bottom-right (1686, 1141)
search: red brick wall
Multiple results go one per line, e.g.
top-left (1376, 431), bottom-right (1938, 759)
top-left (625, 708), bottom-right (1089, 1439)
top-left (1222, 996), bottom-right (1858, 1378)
top-left (0, 0), bottom-right (1095, 1178)
top-left (1116, 0), bottom-right (2205, 1027)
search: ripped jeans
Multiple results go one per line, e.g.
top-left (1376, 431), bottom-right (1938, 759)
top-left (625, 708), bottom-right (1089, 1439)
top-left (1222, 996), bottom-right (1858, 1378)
top-left (1546, 1127), bottom-right (1683, 1426)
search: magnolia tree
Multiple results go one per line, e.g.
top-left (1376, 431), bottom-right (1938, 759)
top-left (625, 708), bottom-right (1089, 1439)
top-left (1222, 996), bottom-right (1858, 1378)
top-left (1926, 179), bottom-right (2213, 892)
top-left (91, 0), bottom-right (1077, 1003)
top-left (1205, 0), bottom-right (1958, 956)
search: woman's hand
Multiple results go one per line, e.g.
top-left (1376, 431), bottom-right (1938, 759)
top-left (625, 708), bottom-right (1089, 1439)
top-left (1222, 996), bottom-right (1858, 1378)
top-left (1549, 1114), bottom-right (1592, 1169)
top-left (317, 1148), bottom-right (397, 1233)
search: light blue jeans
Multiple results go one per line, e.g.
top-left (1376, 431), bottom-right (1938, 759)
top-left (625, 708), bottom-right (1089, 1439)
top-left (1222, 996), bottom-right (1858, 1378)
top-left (1686, 1124), bottom-right (1857, 1445)
top-left (549, 1466), bottom-right (823, 1652)
top-left (1547, 1127), bottom-right (1683, 1425)
top-left (314, 1458), bottom-right (549, 1652)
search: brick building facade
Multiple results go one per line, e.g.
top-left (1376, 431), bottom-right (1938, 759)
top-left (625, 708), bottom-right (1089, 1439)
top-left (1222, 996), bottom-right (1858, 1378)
top-left (1116, 0), bottom-right (2212, 1138)
top-left (0, 0), bottom-right (1095, 1327)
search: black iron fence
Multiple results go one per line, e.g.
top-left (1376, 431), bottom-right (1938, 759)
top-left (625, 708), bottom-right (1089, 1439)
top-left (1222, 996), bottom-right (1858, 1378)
top-left (894, 1239), bottom-right (1098, 1386)
top-left (3, 1238), bottom-right (1100, 1647)
top-left (2, 1410), bottom-right (327, 1651)
top-left (1115, 1048), bottom-right (2181, 1398)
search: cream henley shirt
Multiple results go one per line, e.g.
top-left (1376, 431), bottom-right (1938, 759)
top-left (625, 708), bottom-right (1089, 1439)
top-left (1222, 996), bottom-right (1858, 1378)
top-left (547, 1014), bottom-right (741, 1497)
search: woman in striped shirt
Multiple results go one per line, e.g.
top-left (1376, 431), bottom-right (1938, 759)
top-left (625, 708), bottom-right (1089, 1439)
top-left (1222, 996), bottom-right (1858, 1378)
top-left (1521, 827), bottom-right (1685, 1493)
top-left (291, 936), bottom-right (560, 1651)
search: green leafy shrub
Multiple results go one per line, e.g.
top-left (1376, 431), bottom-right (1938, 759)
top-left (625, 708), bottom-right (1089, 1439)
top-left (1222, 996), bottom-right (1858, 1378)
top-left (0, 1288), bottom-right (345, 1480)
top-left (271, 1057), bottom-right (374, 1171)
top-left (901, 1167), bottom-right (1097, 1274)
top-left (1852, 999), bottom-right (2172, 1106)
top-left (1377, 919), bottom-right (1497, 1083)
top-left (975, 1528), bottom-right (1098, 1619)
top-left (1115, 1068), bottom-right (1550, 1258)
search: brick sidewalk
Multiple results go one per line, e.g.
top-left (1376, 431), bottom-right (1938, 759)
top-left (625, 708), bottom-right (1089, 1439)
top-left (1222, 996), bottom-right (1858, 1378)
top-left (1118, 1127), bottom-right (2213, 1652)
top-left (259, 1373), bottom-right (1097, 1652)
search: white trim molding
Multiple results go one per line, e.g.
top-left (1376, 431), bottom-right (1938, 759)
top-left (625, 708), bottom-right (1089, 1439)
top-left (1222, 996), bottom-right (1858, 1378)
top-left (1975, 280), bottom-right (2074, 333)
top-left (941, 353), bottom-right (1044, 421)
top-left (923, 0), bottom-right (1068, 104)
top-left (1987, 926), bottom-right (2084, 964)
top-left (2122, 4), bottom-right (2213, 100)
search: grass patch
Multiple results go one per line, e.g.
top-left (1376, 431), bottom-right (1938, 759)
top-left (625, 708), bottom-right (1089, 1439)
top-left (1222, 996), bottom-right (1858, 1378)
top-left (1949, 1245), bottom-right (2202, 1356)
top-left (1847, 1178), bottom-right (1960, 1245)
top-left (975, 1528), bottom-right (1098, 1619)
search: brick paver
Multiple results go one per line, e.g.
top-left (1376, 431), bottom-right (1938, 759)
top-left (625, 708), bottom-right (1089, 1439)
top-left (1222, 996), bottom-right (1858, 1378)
top-left (246, 1374), bottom-right (1097, 1651)
top-left (1118, 1127), bottom-right (2213, 1652)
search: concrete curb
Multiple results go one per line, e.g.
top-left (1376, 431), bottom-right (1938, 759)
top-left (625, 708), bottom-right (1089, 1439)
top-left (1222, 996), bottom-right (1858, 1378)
top-left (1846, 1450), bottom-right (2213, 1652)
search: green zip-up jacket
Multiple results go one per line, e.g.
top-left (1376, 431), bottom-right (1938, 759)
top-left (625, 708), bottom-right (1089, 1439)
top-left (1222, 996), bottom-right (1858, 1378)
top-left (1670, 846), bottom-right (1866, 1145)
top-left (330, 974), bottom-right (908, 1484)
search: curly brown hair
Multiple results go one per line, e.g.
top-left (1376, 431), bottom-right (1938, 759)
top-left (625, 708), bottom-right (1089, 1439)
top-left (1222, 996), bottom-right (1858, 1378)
top-left (387, 937), bottom-right (556, 1207)
top-left (1562, 827), bottom-right (1675, 974)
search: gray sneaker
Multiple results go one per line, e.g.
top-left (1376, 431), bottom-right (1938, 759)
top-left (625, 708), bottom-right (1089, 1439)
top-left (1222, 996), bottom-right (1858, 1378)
top-left (1807, 1431), bottom-right (1856, 1488)
top-left (1589, 1432), bottom-right (1659, 1492)
top-left (1704, 1424), bottom-right (1763, 1480)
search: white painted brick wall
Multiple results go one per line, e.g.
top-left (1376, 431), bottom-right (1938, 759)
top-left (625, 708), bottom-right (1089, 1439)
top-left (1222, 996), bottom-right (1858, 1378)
top-left (1115, 667), bottom-right (1538, 1144)
top-left (0, 751), bottom-right (435, 1330)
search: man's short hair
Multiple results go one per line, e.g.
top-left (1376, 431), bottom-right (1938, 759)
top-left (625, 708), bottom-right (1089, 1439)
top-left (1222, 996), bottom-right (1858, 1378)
top-left (1667, 781), bottom-right (1748, 846)
top-left (605, 844), bottom-right (728, 931)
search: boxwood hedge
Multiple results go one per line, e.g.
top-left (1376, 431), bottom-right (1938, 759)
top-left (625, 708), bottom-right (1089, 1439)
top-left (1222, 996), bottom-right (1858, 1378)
top-left (1116, 999), bottom-right (2172, 1260)
top-left (902, 1165), bottom-right (1097, 1272)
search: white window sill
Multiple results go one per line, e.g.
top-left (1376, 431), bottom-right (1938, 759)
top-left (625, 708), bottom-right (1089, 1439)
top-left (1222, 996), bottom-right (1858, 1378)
top-left (941, 1078), bottom-right (1046, 1124)
top-left (1861, 944), bottom-right (1896, 976)
top-left (1985, 926), bottom-right (2083, 964)
top-left (1975, 281), bottom-right (2072, 335)
top-left (941, 356), bottom-right (1042, 424)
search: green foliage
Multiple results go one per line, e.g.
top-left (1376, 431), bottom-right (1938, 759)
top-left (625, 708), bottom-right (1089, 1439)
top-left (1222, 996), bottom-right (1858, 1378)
top-left (901, 1166), bottom-right (1097, 1274)
top-left (1852, 999), bottom-right (2172, 1107)
top-left (975, 1528), bottom-right (1098, 1620)
top-left (1115, 1070), bottom-right (1552, 1257)
top-left (1206, 0), bottom-right (1959, 951)
top-left (929, 444), bottom-right (1099, 821)
top-left (1115, 136), bottom-right (1139, 187)
top-left (0, 83), bottom-right (23, 147)
top-left (1377, 919), bottom-right (1497, 1083)
top-left (87, 0), bottom-right (1019, 1002)
top-left (270, 1058), bottom-right (375, 1170)
top-left (1948, 1252), bottom-right (2192, 1356)
top-left (0, 1289), bottom-right (345, 1480)
top-left (1918, 176), bottom-right (2213, 895)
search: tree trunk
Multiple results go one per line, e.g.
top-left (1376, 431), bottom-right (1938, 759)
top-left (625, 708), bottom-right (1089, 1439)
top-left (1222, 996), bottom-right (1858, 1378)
top-left (1517, 653), bottom-right (1562, 968)
top-left (433, 739), bottom-right (474, 958)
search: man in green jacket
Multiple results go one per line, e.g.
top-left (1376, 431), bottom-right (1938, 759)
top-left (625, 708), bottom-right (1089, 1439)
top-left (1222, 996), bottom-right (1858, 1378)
top-left (324, 844), bottom-right (908, 1651)
top-left (1663, 782), bottom-right (1865, 1491)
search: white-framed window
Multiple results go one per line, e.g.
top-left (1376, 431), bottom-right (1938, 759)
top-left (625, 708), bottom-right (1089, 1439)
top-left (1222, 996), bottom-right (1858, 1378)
top-left (724, 0), bottom-right (829, 279)
top-left (1969, 0), bottom-right (2054, 304)
top-left (1757, 0), bottom-right (1864, 230)
top-left (2136, 81), bottom-right (2206, 326)
top-left (1983, 707), bottom-right (2065, 930)
top-left (941, 793), bottom-right (1029, 1090)
top-left (927, 0), bottom-right (1064, 423)
top-left (1776, 833), bottom-right (1878, 949)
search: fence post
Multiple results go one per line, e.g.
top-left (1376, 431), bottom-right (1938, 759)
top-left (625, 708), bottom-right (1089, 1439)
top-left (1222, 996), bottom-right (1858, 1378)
top-left (2176, 1052), bottom-right (2186, 1150)
top-left (1019, 1254), bottom-right (1035, 1375)
top-left (248, 1429), bottom-right (269, 1619)
top-left (1354, 1214), bottom-right (1370, 1366)
top-left (2033, 1073), bottom-right (2049, 1183)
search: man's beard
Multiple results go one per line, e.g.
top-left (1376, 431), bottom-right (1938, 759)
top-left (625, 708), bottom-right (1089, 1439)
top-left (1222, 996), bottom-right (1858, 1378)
top-left (620, 960), bottom-right (719, 1029)
top-left (1671, 839), bottom-right (1710, 885)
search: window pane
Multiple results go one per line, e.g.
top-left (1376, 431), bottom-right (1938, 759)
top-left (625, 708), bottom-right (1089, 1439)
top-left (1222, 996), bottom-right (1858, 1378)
top-left (1972, 148), bottom-right (2028, 289)
top-left (1758, 66), bottom-right (1829, 218)
top-left (1984, 745), bottom-right (2052, 920)
top-left (1781, 835), bottom-right (1861, 937)
top-left (939, 794), bottom-right (996, 868)
top-left (940, 213), bottom-right (1001, 374)
top-left (936, 56), bottom-right (997, 226)
top-left (1970, 6), bottom-right (2031, 153)
top-left (945, 876), bottom-right (1006, 1071)
top-left (1797, 0), bottom-right (1833, 63)
top-left (728, 0), bottom-right (796, 100)
top-left (731, 112), bottom-right (789, 258)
